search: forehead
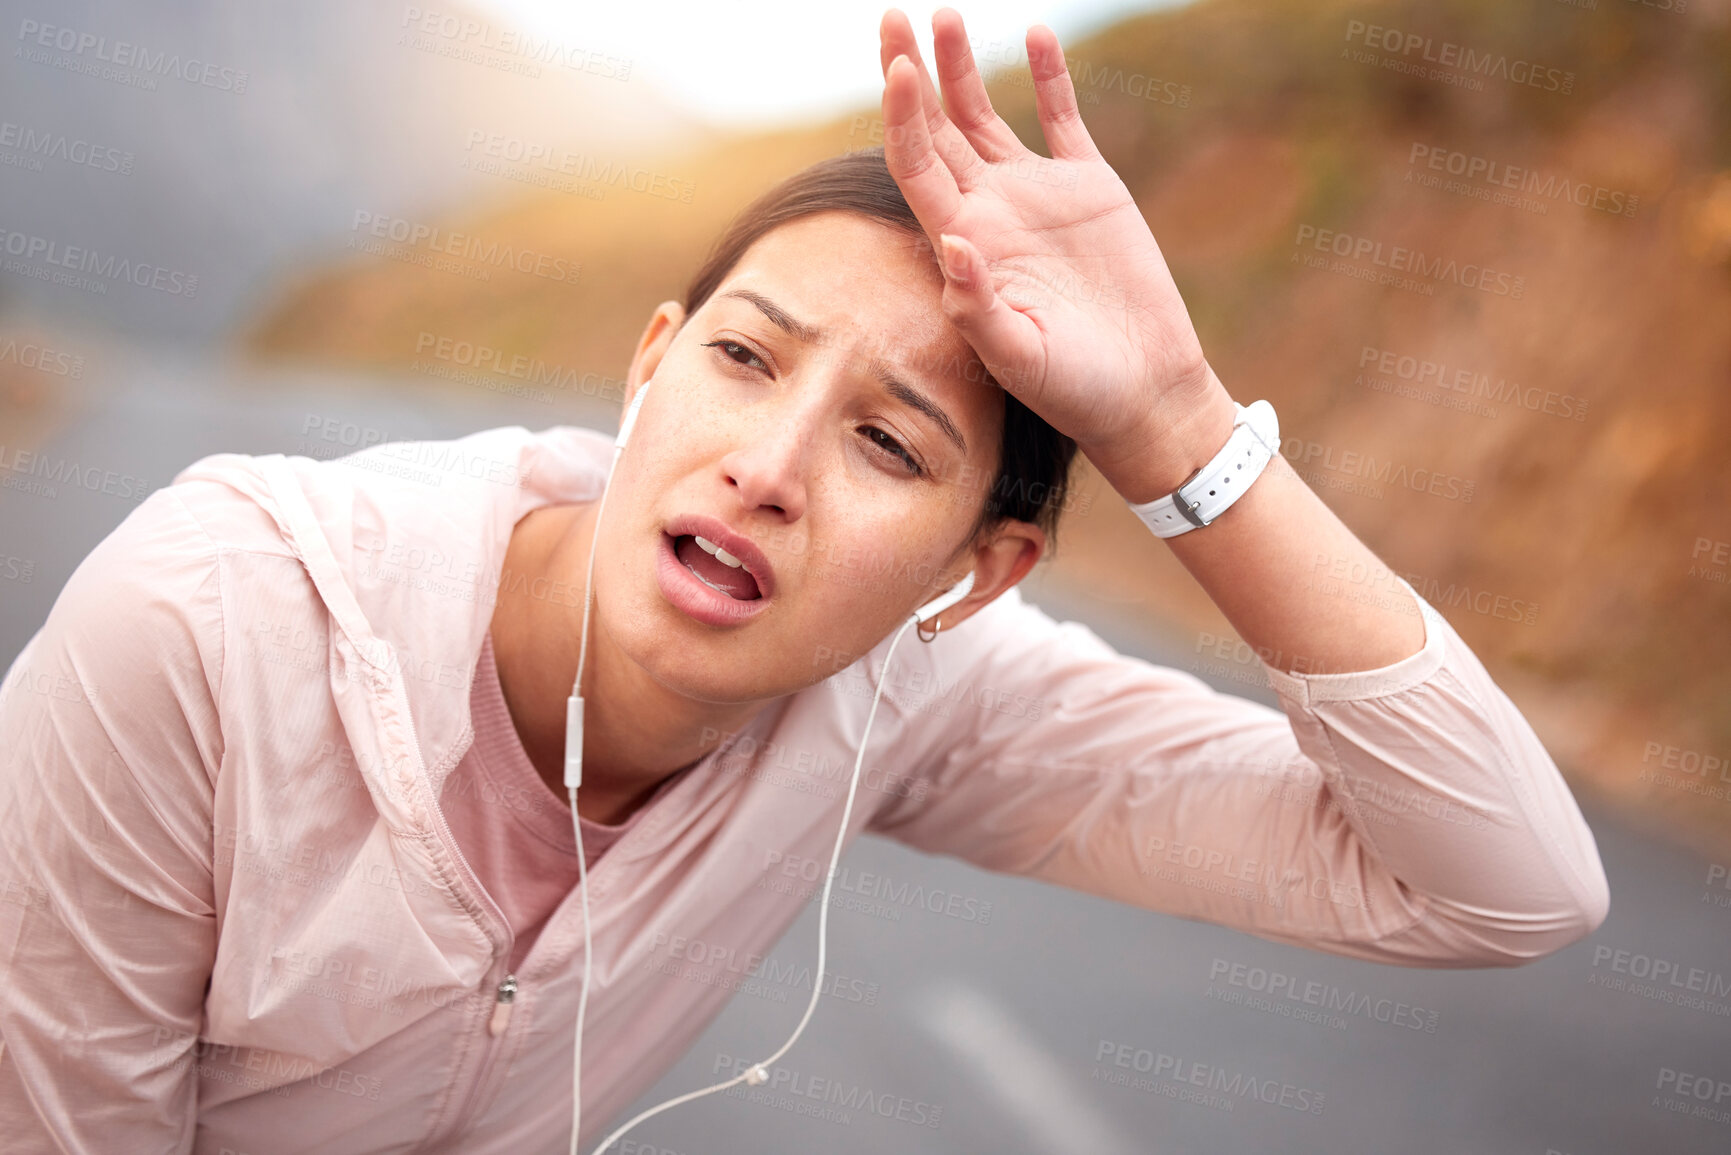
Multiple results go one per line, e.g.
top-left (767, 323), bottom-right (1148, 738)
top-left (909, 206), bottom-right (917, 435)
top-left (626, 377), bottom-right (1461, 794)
top-left (713, 211), bottom-right (991, 388)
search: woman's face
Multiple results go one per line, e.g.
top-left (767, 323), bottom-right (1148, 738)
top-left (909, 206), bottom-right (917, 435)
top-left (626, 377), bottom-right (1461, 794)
top-left (592, 209), bottom-right (1044, 706)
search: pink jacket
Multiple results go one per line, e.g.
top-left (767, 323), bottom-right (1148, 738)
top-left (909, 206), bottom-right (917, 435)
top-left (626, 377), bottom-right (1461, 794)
top-left (0, 423), bottom-right (1610, 1153)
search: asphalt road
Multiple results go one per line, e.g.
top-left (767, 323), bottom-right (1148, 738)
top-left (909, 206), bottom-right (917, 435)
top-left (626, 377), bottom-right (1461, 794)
top-left (3, 349), bottom-right (1726, 1155)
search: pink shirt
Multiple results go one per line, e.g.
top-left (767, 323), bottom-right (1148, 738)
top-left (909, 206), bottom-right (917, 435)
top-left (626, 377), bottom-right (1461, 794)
top-left (0, 424), bottom-right (1610, 1154)
top-left (440, 631), bottom-right (667, 973)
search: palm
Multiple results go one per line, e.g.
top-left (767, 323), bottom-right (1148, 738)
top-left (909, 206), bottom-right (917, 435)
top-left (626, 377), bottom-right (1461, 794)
top-left (877, 8), bottom-right (1212, 458)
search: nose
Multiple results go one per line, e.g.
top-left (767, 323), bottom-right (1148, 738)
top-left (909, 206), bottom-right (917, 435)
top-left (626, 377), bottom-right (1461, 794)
top-left (719, 409), bottom-right (810, 523)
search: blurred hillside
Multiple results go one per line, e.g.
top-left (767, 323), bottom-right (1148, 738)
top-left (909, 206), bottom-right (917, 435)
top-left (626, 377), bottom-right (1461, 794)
top-left (247, 0), bottom-right (1731, 857)
top-left (0, 0), bottom-right (698, 339)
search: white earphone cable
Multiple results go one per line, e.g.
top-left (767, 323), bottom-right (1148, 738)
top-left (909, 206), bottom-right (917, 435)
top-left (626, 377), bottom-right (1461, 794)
top-left (567, 787), bottom-right (590, 1155)
top-left (567, 429), bottom-right (621, 1155)
top-left (581, 611), bottom-right (920, 1155)
top-left (564, 383), bottom-right (963, 1152)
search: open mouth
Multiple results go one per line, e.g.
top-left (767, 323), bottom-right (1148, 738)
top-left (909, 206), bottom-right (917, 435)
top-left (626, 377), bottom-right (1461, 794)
top-left (670, 534), bottom-right (762, 601)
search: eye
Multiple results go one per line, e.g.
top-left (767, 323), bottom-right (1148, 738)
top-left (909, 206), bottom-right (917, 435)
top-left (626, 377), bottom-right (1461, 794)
top-left (861, 426), bottom-right (923, 477)
top-left (701, 339), bottom-right (769, 373)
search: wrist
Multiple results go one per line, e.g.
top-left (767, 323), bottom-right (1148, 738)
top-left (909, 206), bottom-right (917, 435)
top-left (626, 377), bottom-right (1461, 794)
top-left (1093, 364), bottom-right (1240, 505)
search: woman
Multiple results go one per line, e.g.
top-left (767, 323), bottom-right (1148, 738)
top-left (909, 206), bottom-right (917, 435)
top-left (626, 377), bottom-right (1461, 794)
top-left (0, 9), bottom-right (1607, 1153)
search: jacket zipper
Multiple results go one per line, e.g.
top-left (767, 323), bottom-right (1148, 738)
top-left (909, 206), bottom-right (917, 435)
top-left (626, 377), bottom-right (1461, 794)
top-left (488, 973), bottom-right (517, 1036)
top-left (431, 962), bottom-right (517, 1144)
top-left (418, 732), bottom-right (517, 1144)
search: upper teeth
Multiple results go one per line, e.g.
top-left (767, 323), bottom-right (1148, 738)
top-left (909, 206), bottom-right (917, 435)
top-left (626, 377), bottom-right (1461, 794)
top-left (694, 535), bottom-right (744, 569)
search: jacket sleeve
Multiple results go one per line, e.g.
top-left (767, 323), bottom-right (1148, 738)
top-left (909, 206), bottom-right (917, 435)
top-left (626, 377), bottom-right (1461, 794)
top-left (865, 579), bottom-right (1610, 967)
top-left (0, 486), bottom-right (224, 1152)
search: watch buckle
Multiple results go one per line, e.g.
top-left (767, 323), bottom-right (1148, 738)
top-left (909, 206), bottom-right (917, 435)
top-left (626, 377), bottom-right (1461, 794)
top-left (1172, 476), bottom-right (1210, 528)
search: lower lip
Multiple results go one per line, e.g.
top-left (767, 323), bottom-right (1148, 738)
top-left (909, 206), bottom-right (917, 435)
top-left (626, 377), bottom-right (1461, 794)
top-left (655, 532), bottom-right (772, 627)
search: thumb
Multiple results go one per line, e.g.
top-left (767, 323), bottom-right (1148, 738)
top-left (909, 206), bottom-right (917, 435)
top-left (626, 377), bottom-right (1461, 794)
top-left (936, 232), bottom-right (997, 317)
top-left (935, 233), bottom-right (1036, 391)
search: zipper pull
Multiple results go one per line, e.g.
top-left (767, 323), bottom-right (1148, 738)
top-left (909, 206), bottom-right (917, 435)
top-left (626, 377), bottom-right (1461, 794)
top-left (488, 973), bottom-right (518, 1037)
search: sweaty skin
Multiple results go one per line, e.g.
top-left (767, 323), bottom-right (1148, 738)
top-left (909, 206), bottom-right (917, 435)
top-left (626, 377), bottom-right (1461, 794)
top-left (490, 212), bottom-right (1043, 825)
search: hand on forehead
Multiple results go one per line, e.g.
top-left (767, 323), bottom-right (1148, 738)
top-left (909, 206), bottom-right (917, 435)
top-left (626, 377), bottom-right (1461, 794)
top-left (710, 211), bottom-right (999, 408)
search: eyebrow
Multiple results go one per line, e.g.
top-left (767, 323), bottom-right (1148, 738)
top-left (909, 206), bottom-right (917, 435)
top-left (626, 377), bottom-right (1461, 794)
top-left (717, 287), bottom-right (968, 456)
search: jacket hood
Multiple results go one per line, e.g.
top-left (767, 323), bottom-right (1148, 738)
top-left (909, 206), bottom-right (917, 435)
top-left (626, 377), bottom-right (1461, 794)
top-left (175, 424), bottom-right (617, 812)
top-left (169, 424), bottom-right (617, 1062)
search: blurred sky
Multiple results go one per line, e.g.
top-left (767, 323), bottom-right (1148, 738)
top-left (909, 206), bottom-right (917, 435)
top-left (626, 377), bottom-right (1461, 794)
top-left (473, 0), bottom-right (1192, 129)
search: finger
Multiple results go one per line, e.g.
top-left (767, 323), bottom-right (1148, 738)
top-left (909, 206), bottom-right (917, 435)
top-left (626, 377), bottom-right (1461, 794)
top-left (882, 55), bottom-right (963, 229)
top-left (1025, 24), bottom-right (1101, 162)
top-left (879, 8), bottom-right (988, 189)
top-left (930, 9), bottom-right (1022, 163)
top-left (935, 233), bottom-right (1042, 396)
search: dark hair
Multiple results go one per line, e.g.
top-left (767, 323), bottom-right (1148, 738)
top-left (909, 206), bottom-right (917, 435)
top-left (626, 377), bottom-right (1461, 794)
top-left (681, 147), bottom-right (1079, 554)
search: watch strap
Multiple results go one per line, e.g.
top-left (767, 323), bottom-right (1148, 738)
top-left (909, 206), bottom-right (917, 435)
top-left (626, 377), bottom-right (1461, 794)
top-left (1127, 399), bottom-right (1281, 538)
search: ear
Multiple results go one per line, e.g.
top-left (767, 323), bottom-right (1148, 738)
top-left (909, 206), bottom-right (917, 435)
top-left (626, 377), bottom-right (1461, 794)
top-left (926, 519), bottom-right (1046, 632)
top-left (624, 299), bottom-right (687, 411)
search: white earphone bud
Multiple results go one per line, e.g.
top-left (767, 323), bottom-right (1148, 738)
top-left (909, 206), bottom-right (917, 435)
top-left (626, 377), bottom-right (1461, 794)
top-left (912, 569), bottom-right (975, 624)
top-left (614, 382), bottom-right (650, 449)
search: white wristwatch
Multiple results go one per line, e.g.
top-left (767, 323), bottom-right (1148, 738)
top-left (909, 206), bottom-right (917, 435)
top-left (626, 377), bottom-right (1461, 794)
top-left (1127, 399), bottom-right (1281, 538)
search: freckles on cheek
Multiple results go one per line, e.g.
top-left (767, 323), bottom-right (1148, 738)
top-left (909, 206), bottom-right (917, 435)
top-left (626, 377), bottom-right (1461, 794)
top-left (634, 393), bottom-right (730, 491)
top-left (796, 516), bottom-right (946, 620)
top-left (797, 579), bottom-right (896, 674)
